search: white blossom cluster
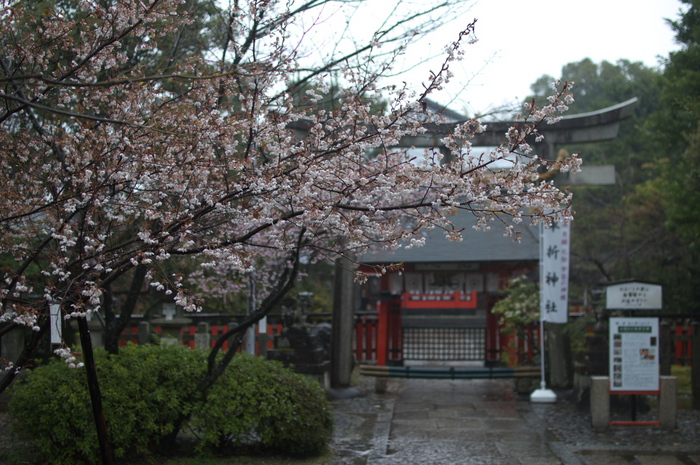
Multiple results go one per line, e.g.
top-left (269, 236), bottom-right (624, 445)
top-left (54, 346), bottom-right (85, 369)
top-left (0, 1), bottom-right (578, 357)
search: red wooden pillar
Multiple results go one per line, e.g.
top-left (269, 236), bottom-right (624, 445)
top-left (389, 301), bottom-right (403, 364)
top-left (355, 315), bottom-right (365, 363)
top-left (377, 301), bottom-right (389, 366)
top-left (368, 318), bottom-right (376, 361)
top-left (485, 294), bottom-right (501, 365)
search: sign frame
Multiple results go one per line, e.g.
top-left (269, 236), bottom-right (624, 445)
top-left (540, 221), bottom-right (570, 323)
top-left (605, 281), bottom-right (662, 310)
top-left (609, 317), bottom-right (660, 393)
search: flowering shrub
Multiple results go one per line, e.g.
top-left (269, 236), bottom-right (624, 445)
top-left (8, 344), bottom-right (333, 463)
top-left (491, 275), bottom-right (540, 330)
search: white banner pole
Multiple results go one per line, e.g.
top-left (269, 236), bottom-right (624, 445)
top-left (531, 222), bottom-right (557, 403)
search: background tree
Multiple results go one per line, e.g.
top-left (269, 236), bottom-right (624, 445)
top-left (523, 0), bottom-right (700, 316)
top-left (524, 58), bottom-right (670, 305)
top-left (647, 0), bottom-right (700, 314)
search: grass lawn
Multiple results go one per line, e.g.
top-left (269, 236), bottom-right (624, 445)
top-left (672, 365), bottom-right (691, 396)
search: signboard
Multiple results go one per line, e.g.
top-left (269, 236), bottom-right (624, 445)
top-left (606, 282), bottom-right (662, 310)
top-left (540, 221), bottom-right (570, 323)
top-left (609, 317), bottom-right (659, 392)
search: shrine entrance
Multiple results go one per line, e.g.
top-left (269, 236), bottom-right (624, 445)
top-left (401, 291), bottom-right (484, 363)
top-left (361, 259), bottom-right (531, 367)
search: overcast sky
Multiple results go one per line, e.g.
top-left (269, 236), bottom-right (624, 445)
top-left (389, 0), bottom-right (686, 117)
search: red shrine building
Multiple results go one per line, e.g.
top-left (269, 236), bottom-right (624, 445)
top-left (358, 211), bottom-right (539, 367)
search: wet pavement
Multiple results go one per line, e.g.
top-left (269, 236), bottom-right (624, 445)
top-left (330, 376), bottom-right (700, 465)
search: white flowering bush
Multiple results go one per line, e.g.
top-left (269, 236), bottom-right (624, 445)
top-left (1, 0), bottom-right (579, 455)
top-left (491, 275), bottom-right (540, 365)
top-left (491, 275), bottom-right (540, 329)
top-left (0, 0), bottom-right (577, 351)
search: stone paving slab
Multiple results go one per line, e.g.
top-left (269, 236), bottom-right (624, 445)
top-left (330, 376), bottom-right (700, 465)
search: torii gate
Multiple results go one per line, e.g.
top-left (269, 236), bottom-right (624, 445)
top-left (294, 97), bottom-right (638, 387)
top-left (401, 97), bottom-right (637, 184)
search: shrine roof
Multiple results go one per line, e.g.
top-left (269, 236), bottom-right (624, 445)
top-left (360, 211), bottom-right (540, 265)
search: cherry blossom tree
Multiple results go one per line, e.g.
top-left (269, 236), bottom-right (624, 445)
top-left (0, 0), bottom-right (578, 461)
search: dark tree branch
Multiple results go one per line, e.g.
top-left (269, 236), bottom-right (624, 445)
top-left (162, 229), bottom-right (306, 448)
top-left (0, 316), bottom-right (48, 395)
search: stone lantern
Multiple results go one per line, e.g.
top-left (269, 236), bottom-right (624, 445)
top-left (150, 299), bottom-right (192, 345)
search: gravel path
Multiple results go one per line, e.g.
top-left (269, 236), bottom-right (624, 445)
top-left (531, 395), bottom-right (700, 451)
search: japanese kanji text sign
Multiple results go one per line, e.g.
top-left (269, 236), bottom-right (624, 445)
top-left (540, 222), bottom-right (570, 323)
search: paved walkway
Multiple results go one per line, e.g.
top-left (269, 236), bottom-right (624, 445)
top-left (331, 377), bottom-right (700, 465)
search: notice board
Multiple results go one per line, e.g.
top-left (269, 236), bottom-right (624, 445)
top-left (609, 317), bottom-right (659, 392)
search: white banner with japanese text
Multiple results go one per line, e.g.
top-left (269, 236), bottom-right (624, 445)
top-left (540, 221), bottom-right (570, 323)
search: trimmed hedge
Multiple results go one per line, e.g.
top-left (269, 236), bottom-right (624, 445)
top-left (194, 353), bottom-right (334, 455)
top-left (8, 344), bottom-right (333, 464)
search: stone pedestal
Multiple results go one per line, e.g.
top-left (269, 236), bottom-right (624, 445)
top-left (68, 316), bottom-right (105, 349)
top-left (547, 322), bottom-right (573, 389)
top-left (591, 376), bottom-right (610, 431)
top-left (584, 332), bottom-right (609, 376)
top-left (659, 376), bottom-right (678, 430)
top-left (194, 322), bottom-right (211, 350)
top-left (590, 376), bottom-right (678, 431)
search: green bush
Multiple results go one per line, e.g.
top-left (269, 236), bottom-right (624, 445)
top-left (9, 344), bottom-right (333, 463)
top-left (192, 353), bottom-right (334, 456)
top-left (9, 343), bottom-right (206, 464)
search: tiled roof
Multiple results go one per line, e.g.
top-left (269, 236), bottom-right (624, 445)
top-left (361, 211), bottom-right (540, 264)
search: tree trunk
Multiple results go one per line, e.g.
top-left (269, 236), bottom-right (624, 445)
top-left (0, 319), bottom-right (47, 395)
top-left (161, 239), bottom-right (305, 448)
top-left (78, 317), bottom-right (113, 465)
top-left (104, 265), bottom-right (148, 355)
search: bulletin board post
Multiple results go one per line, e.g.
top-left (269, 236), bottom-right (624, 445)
top-left (609, 317), bottom-right (660, 425)
top-left (591, 281), bottom-right (677, 429)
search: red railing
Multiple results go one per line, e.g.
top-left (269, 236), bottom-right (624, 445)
top-left (354, 313), bottom-right (378, 362)
top-left (119, 318), bottom-right (695, 368)
top-left (118, 315), bottom-right (378, 361)
top-left (674, 324), bottom-right (693, 366)
top-left (498, 323), bottom-right (540, 366)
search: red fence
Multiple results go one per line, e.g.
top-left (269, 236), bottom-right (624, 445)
top-left (119, 316), bottom-right (695, 368)
top-left (119, 322), bottom-right (285, 355)
top-left (672, 323), bottom-right (693, 366)
top-left (497, 321), bottom-right (696, 368)
top-left (118, 313), bottom-right (377, 361)
top-left (354, 313), bottom-right (378, 362)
